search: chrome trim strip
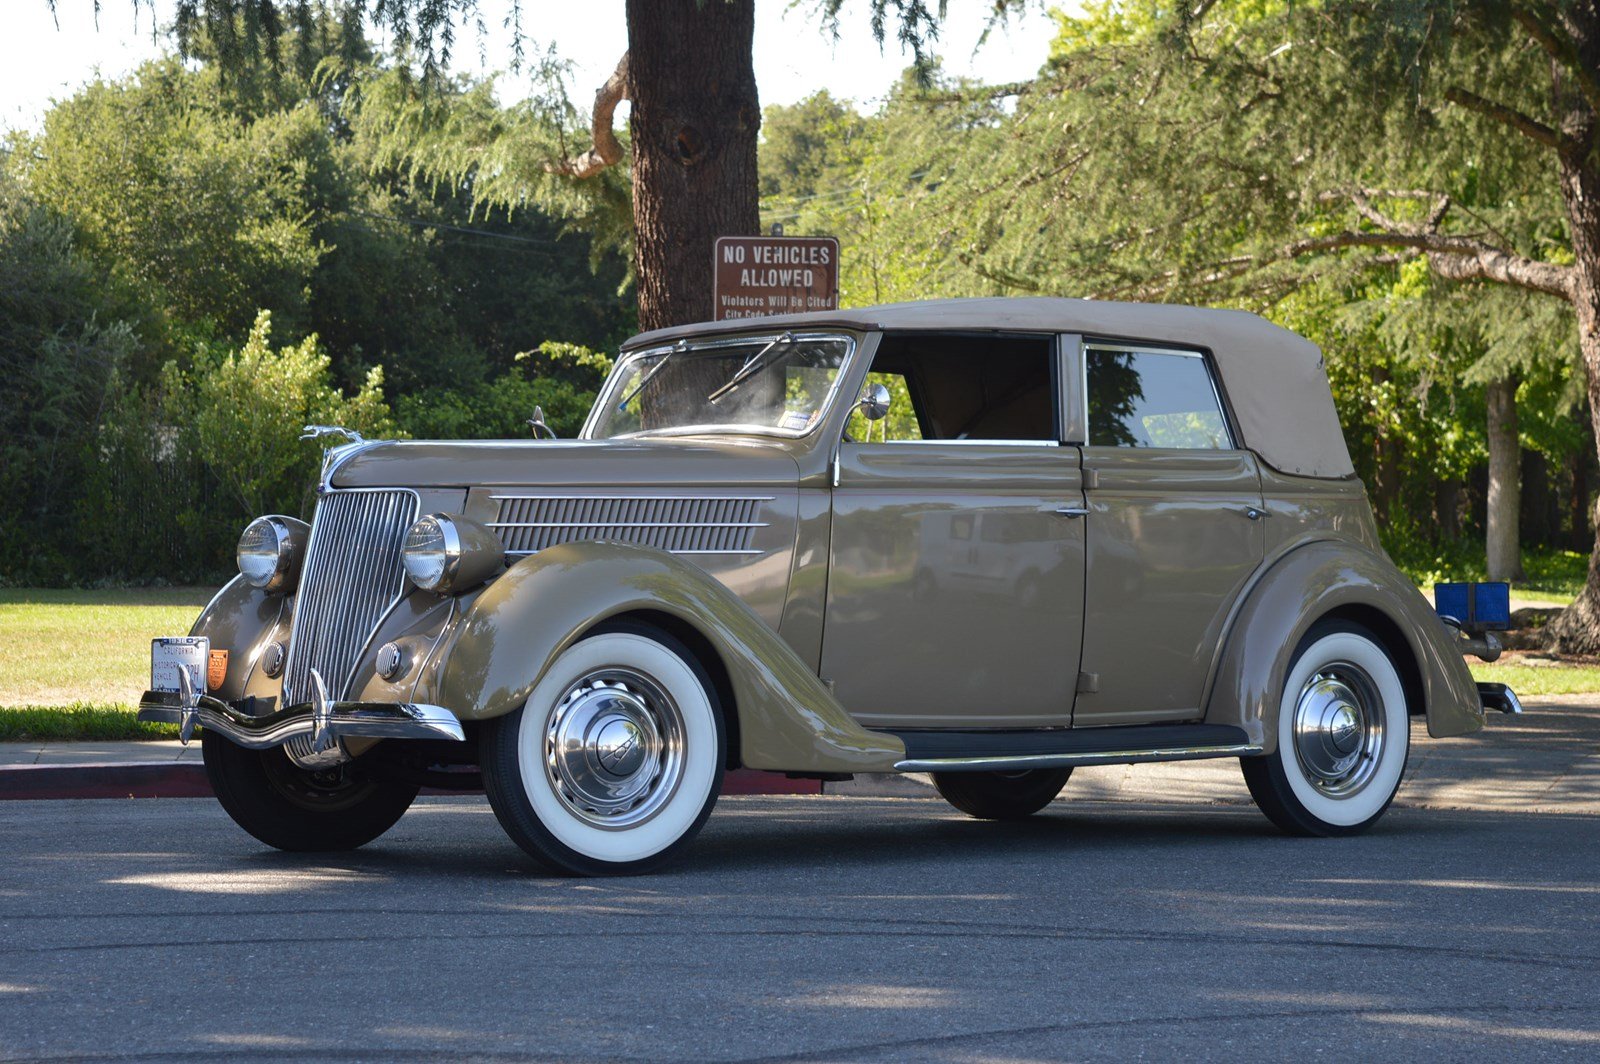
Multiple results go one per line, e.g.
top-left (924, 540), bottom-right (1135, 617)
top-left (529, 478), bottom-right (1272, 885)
top-left (487, 521), bottom-right (769, 529)
top-left (138, 691), bottom-right (465, 749)
top-left (894, 743), bottom-right (1262, 773)
top-left (503, 548), bottom-right (763, 557)
top-left (851, 439), bottom-right (1063, 448)
top-left (487, 494), bottom-right (777, 502)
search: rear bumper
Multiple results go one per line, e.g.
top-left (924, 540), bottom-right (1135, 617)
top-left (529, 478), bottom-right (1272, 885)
top-left (136, 690), bottom-right (466, 750)
top-left (1477, 682), bottom-right (1524, 716)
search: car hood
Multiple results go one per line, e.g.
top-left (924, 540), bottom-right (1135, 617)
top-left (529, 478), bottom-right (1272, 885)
top-left (329, 436), bottom-right (804, 490)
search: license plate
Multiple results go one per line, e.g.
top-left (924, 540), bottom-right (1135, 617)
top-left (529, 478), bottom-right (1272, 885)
top-left (151, 637), bottom-right (209, 694)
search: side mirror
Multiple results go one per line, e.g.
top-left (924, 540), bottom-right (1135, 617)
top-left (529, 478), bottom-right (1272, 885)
top-left (856, 382), bottom-right (891, 422)
top-left (527, 405), bottom-right (557, 440)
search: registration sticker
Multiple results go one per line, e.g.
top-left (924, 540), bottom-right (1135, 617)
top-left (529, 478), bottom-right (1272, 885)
top-left (207, 650), bottom-right (229, 692)
top-left (151, 637), bottom-right (209, 695)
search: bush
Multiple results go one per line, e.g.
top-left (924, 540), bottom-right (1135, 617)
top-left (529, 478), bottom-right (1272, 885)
top-left (395, 341), bottom-right (608, 440)
top-left (164, 311), bottom-right (398, 517)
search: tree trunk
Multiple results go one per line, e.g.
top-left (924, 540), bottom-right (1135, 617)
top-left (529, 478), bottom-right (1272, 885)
top-left (625, 0), bottom-right (760, 332)
top-left (1485, 375), bottom-right (1524, 582)
top-left (1546, 152), bottom-right (1600, 651)
top-left (1435, 480), bottom-right (1461, 541)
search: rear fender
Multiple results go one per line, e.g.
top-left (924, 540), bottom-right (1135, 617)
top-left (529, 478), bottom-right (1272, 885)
top-left (434, 541), bottom-right (904, 774)
top-left (1204, 540), bottom-right (1484, 751)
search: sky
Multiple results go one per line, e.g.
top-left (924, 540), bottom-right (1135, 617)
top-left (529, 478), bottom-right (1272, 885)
top-left (0, 1), bottom-right (1062, 132)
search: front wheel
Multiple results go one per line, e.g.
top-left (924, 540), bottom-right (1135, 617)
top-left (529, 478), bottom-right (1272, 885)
top-left (1241, 620), bottom-right (1410, 837)
top-left (201, 731), bottom-right (419, 851)
top-left (931, 768), bottom-right (1072, 820)
top-left (480, 623), bottom-right (726, 875)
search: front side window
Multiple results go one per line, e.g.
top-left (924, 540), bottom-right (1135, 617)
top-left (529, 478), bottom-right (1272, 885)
top-left (1086, 346), bottom-right (1232, 449)
top-left (589, 335), bottom-right (852, 438)
top-left (850, 332), bottom-right (1057, 443)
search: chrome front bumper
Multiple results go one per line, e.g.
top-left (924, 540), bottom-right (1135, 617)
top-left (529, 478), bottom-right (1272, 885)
top-left (137, 689), bottom-right (466, 750)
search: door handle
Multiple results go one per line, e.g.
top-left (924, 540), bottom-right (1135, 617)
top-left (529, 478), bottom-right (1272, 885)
top-left (1055, 506), bottom-right (1091, 518)
top-left (1240, 506), bottom-right (1269, 521)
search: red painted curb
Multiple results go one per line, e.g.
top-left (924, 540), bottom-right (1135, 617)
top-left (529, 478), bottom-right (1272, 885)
top-left (0, 764), bottom-right (820, 801)
top-left (0, 762), bottom-right (212, 800)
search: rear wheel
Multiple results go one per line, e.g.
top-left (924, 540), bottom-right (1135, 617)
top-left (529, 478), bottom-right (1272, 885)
top-left (480, 622), bottom-right (726, 875)
top-left (201, 731), bottom-right (419, 851)
top-left (1241, 620), bottom-right (1410, 837)
top-left (931, 768), bottom-right (1072, 820)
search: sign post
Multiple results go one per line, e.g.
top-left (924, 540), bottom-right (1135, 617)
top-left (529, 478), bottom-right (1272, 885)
top-left (713, 236), bottom-right (839, 321)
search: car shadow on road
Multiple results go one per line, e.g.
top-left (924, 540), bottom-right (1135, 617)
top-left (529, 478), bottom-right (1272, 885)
top-left (212, 794), bottom-right (1482, 884)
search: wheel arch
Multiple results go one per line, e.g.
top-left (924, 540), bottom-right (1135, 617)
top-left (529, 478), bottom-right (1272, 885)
top-left (1202, 539), bottom-right (1483, 752)
top-left (432, 540), bottom-right (902, 774)
top-left (1314, 603), bottom-right (1426, 719)
top-left (597, 608), bottom-right (743, 771)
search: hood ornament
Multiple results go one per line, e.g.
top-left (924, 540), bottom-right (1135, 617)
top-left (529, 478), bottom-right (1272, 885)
top-left (301, 425), bottom-right (370, 493)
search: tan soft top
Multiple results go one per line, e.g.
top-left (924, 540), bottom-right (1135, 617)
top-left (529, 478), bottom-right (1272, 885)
top-left (625, 296), bottom-right (1354, 479)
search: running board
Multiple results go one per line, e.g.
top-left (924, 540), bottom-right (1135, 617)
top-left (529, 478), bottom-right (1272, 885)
top-left (888, 723), bottom-right (1260, 774)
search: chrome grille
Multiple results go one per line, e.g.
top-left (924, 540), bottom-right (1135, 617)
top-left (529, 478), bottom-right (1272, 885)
top-left (491, 495), bottom-right (771, 557)
top-left (282, 489), bottom-right (418, 704)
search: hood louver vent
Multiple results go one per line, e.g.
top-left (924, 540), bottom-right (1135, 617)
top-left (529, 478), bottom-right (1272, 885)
top-left (490, 495), bottom-right (771, 557)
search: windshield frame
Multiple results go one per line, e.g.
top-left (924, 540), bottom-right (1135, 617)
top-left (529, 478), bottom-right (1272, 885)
top-left (580, 330), bottom-right (861, 441)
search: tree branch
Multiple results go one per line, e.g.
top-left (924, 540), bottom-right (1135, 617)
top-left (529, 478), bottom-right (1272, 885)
top-left (1443, 85), bottom-right (1565, 150)
top-left (547, 52), bottom-right (629, 179)
top-left (1509, 3), bottom-right (1600, 119)
top-left (1279, 231), bottom-right (1575, 298)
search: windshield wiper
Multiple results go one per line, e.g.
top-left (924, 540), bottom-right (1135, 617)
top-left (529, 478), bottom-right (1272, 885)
top-left (616, 341), bottom-right (687, 413)
top-left (707, 332), bottom-right (794, 405)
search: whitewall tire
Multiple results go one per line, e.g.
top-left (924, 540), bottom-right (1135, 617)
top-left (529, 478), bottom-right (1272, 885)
top-left (1241, 620), bottom-right (1410, 836)
top-left (481, 622), bottom-right (726, 874)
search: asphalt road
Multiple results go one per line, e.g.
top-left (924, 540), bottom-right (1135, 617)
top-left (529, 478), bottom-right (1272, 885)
top-left (3, 752), bottom-right (1600, 1064)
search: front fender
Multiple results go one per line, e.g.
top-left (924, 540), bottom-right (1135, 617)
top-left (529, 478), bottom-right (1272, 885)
top-left (188, 575), bottom-right (285, 699)
top-left (434, 541), bottom-right (905, 774)
top-left (1203, 540), bottom-right (1484, 752)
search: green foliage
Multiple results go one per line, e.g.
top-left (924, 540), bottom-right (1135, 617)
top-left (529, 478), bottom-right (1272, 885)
top-left (20, 58), bottom-right (327, 341)
top-left (1, 36), bottom-right (635, 586)
top-left (166, 311), bottom-right (398, 516)
top-left (0, 174), bottom-right (140, 583)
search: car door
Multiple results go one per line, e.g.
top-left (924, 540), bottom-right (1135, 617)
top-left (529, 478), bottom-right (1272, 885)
top-left (819, 331), bottom-right (1086, 730)
top-left (1073, 339), bottom-right (1266, 728)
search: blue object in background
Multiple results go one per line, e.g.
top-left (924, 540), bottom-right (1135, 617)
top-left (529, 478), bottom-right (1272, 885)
top-left (1433, 582), bottom-right (1511, 631)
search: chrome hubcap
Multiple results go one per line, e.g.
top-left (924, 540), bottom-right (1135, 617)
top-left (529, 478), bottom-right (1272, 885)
top-left (1292, 663), bottom-right (1385, 797)
top-left (544, 668), bottom-right (685, 828)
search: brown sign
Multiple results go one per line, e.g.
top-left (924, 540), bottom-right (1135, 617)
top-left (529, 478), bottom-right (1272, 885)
top-left (713, 236), bottom-right (839, 321)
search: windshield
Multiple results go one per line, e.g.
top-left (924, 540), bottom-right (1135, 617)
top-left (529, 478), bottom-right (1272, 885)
top-left (587, 334), bottom-right (854, 439)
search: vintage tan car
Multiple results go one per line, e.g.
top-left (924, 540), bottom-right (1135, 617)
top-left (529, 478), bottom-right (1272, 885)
top-left (140, 297), bottom-right (1520, 874)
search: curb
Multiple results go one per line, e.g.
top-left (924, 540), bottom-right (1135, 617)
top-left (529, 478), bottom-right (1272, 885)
top-left (0, 763), bottom-right (866, 801)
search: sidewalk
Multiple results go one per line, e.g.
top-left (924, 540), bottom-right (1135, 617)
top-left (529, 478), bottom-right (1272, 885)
top-left (3, 696), bottom-right (1597, 809)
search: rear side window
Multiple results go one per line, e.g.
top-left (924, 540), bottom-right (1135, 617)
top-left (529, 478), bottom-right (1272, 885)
top-left (1086, 346), bottom-right (1232, 449)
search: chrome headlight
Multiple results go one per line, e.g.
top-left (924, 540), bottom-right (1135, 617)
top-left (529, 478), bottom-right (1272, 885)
top-left (400, 514), bottom-right (503, 594)
top-left (236, 516), bottom-right (308, 593)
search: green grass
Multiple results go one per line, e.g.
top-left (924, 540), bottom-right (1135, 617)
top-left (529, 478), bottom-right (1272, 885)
top-left (0, 704), bottom-right (177, 743)
top-left (1468, 661), bottom-right (1600, 697)
top-left (1389, 542), bottom-right (1587, 607)
top-left (0, 587), bottom-right (216, 712)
